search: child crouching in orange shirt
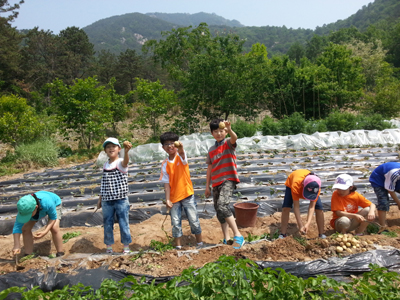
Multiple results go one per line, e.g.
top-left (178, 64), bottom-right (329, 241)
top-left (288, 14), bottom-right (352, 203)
top-left (331, 174), bottom-right (376, 235)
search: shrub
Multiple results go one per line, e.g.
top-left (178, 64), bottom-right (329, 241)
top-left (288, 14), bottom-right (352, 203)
top-left (0, 95), bottom-right (46, 147)
top-left (304, 119), bottom-right (327, 134)
top-left (260, 116), bottom-right (280, 135)
top-left (356, 114), bottom-right (394, 131)
top-left (14, 138), bottom-right (59, 167)
top-left (325, 110), bottom-right (358, 132)
top-left (231, 119), bottom-right (258, 138)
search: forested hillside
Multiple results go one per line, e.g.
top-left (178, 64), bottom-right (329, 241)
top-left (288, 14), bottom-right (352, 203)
top-left (82, 0), bottom-right (400, 56)
top-left (1, 0), bottom-right (400, 176)
top-left (146, 12), bottom-right (244, 28)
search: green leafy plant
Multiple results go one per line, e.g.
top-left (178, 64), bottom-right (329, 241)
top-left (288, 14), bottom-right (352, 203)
top-left (367, 223), bottom-right (380, 234)
top-left (62, 231), bottom-right (81, 243)
top-left (19, 254), bottom-right (37, 263)
top-left (149, 239), bottom-right (174, 254)
top-left (381, 231), bottom-right (398, 237)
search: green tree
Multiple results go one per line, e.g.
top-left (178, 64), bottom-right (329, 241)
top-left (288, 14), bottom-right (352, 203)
top-left (114, 49), bottom-right (143, 94)
top-left (94, 50), bottom-right (117, 85)
top-left (58, 26), bottom-right (94, 84)
top-left (0, 0), bottom-right (24, 93)
top-left (20, 28), bottom-right (61, 93)
top-left (133, 78), bottom-right (177, 138)
top-left (315, 43), bottom-right (365, 115)
top-left (0, 94), bottom-right (45, 146)
top-left (287, 42), bottom-right (305, 65)
top-left (49, 76), bottom-right (113, 149)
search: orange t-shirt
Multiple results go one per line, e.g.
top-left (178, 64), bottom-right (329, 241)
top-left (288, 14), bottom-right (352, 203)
top-left (330, 191), bottom-right (372, 229)
top-left (285, 169), bottom-right (320, 201)
top-left (159, 152), bottom-right (194, 203)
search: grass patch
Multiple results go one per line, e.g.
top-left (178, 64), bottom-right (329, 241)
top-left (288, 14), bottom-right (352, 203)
top-left (381, 231), bottom-right (398, 237)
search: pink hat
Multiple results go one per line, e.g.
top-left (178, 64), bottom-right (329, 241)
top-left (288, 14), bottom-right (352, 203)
top-left (303, 175), bottom-right (321, 201)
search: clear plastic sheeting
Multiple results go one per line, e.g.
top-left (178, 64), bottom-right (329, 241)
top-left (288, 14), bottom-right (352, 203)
top-left (97, 127), bottom-right (400, 164)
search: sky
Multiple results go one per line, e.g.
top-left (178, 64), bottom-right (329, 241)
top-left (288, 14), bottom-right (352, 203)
top-left (7, 0), bottom-right (374, 34)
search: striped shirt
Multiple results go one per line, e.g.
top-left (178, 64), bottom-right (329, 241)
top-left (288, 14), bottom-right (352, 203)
top-left (206, 139), bottom-right (240, 187)
top-left (369, 162), bottom-right (400, 192)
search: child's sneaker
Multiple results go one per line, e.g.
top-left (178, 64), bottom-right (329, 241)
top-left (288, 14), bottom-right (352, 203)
top-left (233, 236), bottom-right (245, 249)
top-left (123, 249), bottom-right (133, 255)
top-left (318, 234), bottom-right (327, 239)
top-left (278, 233), bottom-right (287, 239)
top-left (222, 238), bottom-right (233, 245)
top-left (176, 245), bottom-right (182, 250)
top-left (106, 246), bottom-right (113, 254)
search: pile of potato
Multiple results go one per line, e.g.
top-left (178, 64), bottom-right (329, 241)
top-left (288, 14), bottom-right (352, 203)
top-left (331, 234), bottom-right (375, 254)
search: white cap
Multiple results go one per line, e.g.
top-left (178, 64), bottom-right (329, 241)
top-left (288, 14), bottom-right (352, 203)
top-left (103, 137), bottom-right (121, 148)
top-left (332, 174), bottom-right (353, 190)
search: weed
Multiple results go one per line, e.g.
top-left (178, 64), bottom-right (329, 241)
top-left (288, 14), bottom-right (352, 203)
top-left (149, 240), bottom-right (174, 254)
top-left (62, 231), bottom-right (81, 243)
top-left (381, 231), bottom-right (398, 237)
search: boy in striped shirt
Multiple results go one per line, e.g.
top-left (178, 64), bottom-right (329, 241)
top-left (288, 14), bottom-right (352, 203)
top-left (205, 119), bottom-right (244, 249)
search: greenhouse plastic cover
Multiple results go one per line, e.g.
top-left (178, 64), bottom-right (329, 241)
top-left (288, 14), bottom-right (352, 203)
top-left (96, 126), bottom-right (400, 165)
top-left (1, 249), bottom-right (400, 297)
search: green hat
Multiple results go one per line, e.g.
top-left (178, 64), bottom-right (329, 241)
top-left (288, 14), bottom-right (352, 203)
top-left (16, 195), bottom-right (37, 224)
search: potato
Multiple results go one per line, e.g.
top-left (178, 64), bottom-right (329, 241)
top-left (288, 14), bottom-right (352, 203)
top-left (342, 245), bottom-right (347, 250)
top-left (219, 122), bottom-right (226, 129)
top-left (338, 234), bottom-right (344, 239)
top-left (123, 141), bottom-right (131, 147)
top-left (336, 237), bottom-right (342, 242)
top-left (174, 141), bottom-right (180, 147)
top-left (367, 240), bottom-right (373, 245)
top-left (336, 246), bottom-right (344, 253)
top-left (347, 248), bottom-right (353, 253)
top-left (343, 237), bottom-right (348, 243)
top-left (352, 245), bottom-right (357, 249)
top-left (362, 248), bottom-right (367, 252)
top-left (347, 234), bottom-right (353, 239)
top-left (340, 242), bottom-right (345, 246)
top-left (346, 242), bottom-right (351, 247)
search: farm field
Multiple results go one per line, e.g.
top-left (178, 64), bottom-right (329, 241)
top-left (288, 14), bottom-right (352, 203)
top-left (1, 141), bottom-right (400, 284)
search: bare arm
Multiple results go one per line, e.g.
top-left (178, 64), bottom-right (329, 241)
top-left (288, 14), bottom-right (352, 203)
top-left (34, 219), bottom-right (57, 239)
top-left (13, 233), bottom-right (21, 255)
top-left (335, 210), bottom-right (365, 222)
top-left (301, 200), bottom-right (317, 233)
top-left (164, 183), bottom-right (173, 209)
top-left (121, 141), bottom-right (132, 168)
top-left (388, 191), bottom-right (400, 209)
top-left (293, 200), bottom-right (304, 231)
top-left (205, 164), bottom-right (212, 198)
top-left (224, 121), bottom-right (238, 145)
top-left (175, 141), bottom-right (186, 160)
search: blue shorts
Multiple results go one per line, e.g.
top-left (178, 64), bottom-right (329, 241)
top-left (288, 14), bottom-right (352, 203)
top-left (282, 186), bottom-right (323, 210)
top-left (372, 186), bottom-right (390, 211)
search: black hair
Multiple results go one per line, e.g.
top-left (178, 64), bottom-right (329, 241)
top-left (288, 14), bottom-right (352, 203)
top-left (31, 193), bottom-right (42, 220)
top-left (160, 132), bottom-right (179, 145)
top-left (210, 119), bottom-right (225, 132)
top-left (350, 186), bottom-right (357, 193)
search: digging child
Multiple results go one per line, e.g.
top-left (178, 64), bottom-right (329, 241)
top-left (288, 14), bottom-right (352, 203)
top-left (12, 191), bottom-right (64, 257)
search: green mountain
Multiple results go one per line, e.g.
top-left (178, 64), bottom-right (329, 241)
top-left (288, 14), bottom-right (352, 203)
top-left (83, 13), bottom-right (176, 54)
top-left (315, 0), bottom-right (400, 35)
top-left (145, 12), bottom-right (244, 28)
top-left (82, 0), bottom-right (400, 56)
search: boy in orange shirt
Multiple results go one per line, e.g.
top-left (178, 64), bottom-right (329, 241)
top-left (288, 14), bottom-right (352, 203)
top-left (331, 174), bottom-right (376, 234)
top-left (159, 132), bottom-right (203, 249)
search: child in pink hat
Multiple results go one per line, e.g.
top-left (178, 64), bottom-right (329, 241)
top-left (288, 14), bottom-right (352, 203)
top-left (279, 169), bottom-right (326, 239)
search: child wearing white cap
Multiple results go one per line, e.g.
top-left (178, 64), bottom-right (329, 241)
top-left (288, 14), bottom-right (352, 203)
top-left (330, 174), bottom-right (376, 235)
top-left (98, 137), bottom-right (133, 254)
